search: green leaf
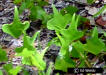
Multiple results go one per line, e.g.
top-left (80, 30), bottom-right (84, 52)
top-left (19, 1), bottom-right (26, 13)
top-left (19, 0), bottom-right (35, 13)
top-left (17, 48), bottom-right (34, 57)
top-left (30, 6), bottom-right (50, 24)
top-left (15, 31), bottom-right (40, 53)
top-left (2, 6), bottom-right (30, 38)
top-left (60, 14), bottom-right (84, 43)
top-left (30, 6), bottom-right (45, 20)
top-left (23, 69), bottom-right (30, 75)
top-left (0, 70), bottom-right (3, 75)
top-left (85, 27), bottom-right (105, 55)
top-left (0, 48), bottom-right (8, 61)
top-left (57, 14), bottom-right (84, 55)
top-left (55, 53), bottom-right (75, 72)
top-left (72, 41), bottom-right (86, 60)
top-left (30, 47), bottom-right (48, 70)
top-left (3, 63), bottom-right (13, 75)
top-left (15, 31), bottom-right (47, 70)
top-left (70, 47), bottom-right (80, 58)
top-left (72, 41), bottom-right (84, 54)
top-left (64, 6), bottom-right (79, 15)
top-left (17, 47), bottom-right (48, 70)
top-left (47, 4), bottom-right (71, 31)
top-left (72, 41), bottom-right (92, 67)
top-left (9, 66), bottom-right (22, 75)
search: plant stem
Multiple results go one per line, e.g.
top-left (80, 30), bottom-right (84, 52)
top-left (79, 52), bottom-right (92, 68)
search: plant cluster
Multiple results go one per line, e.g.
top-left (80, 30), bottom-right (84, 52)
top-left (0, 0), bottom-right (106, 75)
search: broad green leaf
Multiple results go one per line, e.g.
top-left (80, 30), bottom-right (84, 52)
top-left (15, 31), bottom-right (47, 70)
top-left (72, 41), bottom-right (86, 60)
top-left (23, 31), bottom-right (40, 50)
top-left (19, 0), bottom-right (35, 13)
top-left (0, 48), bottom-right (8, 61)
top-left (19, 1), bottom-right (26, 13)
top-left (9, 66), bottom-right (22, 75)
top-left (72, 41), bottom-right (92, 67)
top-left (30, 46), bottom-right (48, 70)
top-left (60, 14), bottom-right (84, 43)
top-left (22, 57), bottom-right (32, 65)
top-left (17, 48), bottom-right (34, 57)
top-left (70, 47), bottom-right (80, 58)
top-left (93, 5), bottom-right (106, 17)
top-left (30, 6), bottom-right (50, 24)
top-left (55, 53), bottom-right (75, 72)
top-left (23, 69), bottom-right (30, 75)
top-left (3, 63), bottom-right (13, 75)
top-left (72, 41), bottom-right (84, 54)
top-left (47, 4), bottom-right (71, 31)
top-left (64, 6), bottom-right (79, 15)
top-left (85, 27), bottom-right (105, 55)
top-left (15, 31), bottom-right (40, 53)
top-left (31, 54), bottom-right (46, 70)
top-left (0, 70), bottom-right (3, 75)
top-left (58, 14), bottom-right (84, 55)
top-left (17, 47), bottom-right (48, 70)
top-left (3, 64), bottom-right (13, 71)
top-left (2, 6), bottom-right (30, 38)
top-left (30, 6), bottom-right (46, 20)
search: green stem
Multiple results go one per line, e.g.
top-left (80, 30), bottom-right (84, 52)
top-left (79, 52), bottom-right (92, 68)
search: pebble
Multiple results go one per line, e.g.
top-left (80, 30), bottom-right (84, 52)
top-left (85, 6), bottom-right (90, 10)
top-left (73, 0), bottom-right (87, 4)
top-left (95, 0), bottom-right (99, 3)
top-left (103, 0), bottom-right (106, 3)
top-left (88, 7), bottom-right (98, 15)
top-left (55, 1), bottom-right (66, 8)
top-left (87, 16), bottom-right (95, 25)
top-left (12, 57), bottom-right (22, 67)
top-left (11, 39), bottom-right (23, 47)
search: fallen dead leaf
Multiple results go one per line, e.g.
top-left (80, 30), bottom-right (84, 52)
top-left (96, 16), bottom-right (106, 26)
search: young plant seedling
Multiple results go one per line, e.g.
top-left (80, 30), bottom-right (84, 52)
top-left (2, 6), bottom-right (30, 38)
